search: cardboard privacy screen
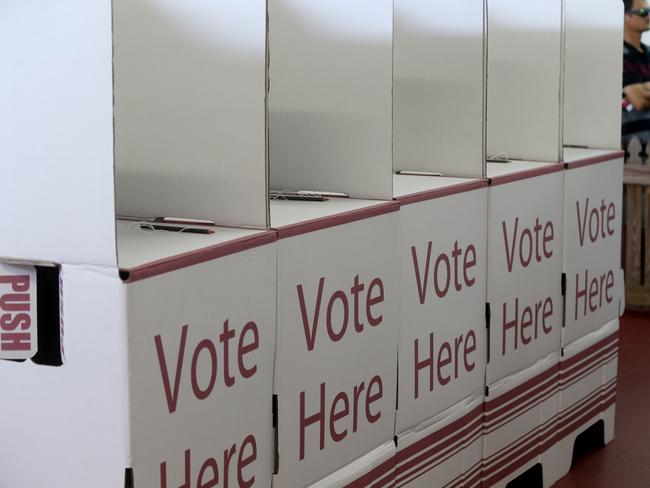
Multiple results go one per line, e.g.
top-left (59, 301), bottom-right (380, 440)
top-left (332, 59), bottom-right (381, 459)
top-left (563, 0), bottom-right (623, 150)
top-left (393, 0), bottom-right (486, 178)
top-left (486, 0), bottom-right (563, 162)
top-left (0, 0), bottom-right (269, 267)
top-left (268, 0), bottom-right (393, 200)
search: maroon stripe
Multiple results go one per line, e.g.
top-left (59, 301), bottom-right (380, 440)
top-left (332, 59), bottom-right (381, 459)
top-left (484, 372), bottom-right (558, 423)
top-left (485, 384), bottom-right (559, 433)
top-left (556, 389), bottom-right (616, 437)
top-left (276, 201), bottom-right (399, 239)
top-left (343, 455), bottom-right (396, 488)
top-left (483, 382), bottom-right (616, 487)
top-left (396, 180), bottom-right (488, 206)
top-left (560, 341), bottom-right (619, 382)
top-left (484, 414), bottom-right (558, 468)
top-left (557, 381), bottom-right (616, 426)
top-left (559, 352), bottom-right (618, 392)
top-left (488, 164), bottom-right (563, 186)
top-left (396, 404), bottom-right (483, 462)
top-left (396, 417), bottom-right (483, 481)
top-left (564, 151), bottom-right (624, 170)
top-left (484, 364), bottom-right (559, 411)
top-left (461, 464), bottom-right (485, 488)
top-left (442, 461), bottom-right (483, 488)
top-left (559, 331), bottom-right (619, 370)
top-left (122, 231), bottom-right (277, 283)
top-left (395, 424), bottom-right (483, 486)
top-left (556, 394), bottom-right (617, 441)
top-left (373, 468), bottom-right (397, 488)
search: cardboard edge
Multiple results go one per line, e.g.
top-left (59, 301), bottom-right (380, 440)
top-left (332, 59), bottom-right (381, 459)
top-left (120, 231), bottom-right (277, 283)
top-left (488, 163), bottom-right (564, 187)
top-left (395, 180), bottom-right (488, 206)
top-left (563, 151), bottom-right (625, 170)
top-left (274, 200), bottom-right (400, 239)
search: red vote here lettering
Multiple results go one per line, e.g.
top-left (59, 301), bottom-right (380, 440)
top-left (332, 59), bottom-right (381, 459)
top-left (297, 275), bottom-right (385, 352)
top-left (155, 320), bottom-right (260, 414)
top-left (502, 217), bottom-right (554, 273)
top-left (576, 198), bottom-right (616, 247)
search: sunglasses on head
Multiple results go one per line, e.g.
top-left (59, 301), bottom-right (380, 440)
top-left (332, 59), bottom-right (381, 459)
top-left (628, 7), bottom-right (650, 17)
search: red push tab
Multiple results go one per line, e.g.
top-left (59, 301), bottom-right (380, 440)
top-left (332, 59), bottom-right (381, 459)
top-left (0, 263), bottom-right (38, 360)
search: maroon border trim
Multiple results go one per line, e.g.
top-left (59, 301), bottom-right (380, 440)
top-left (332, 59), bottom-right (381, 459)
top-left (275, 201), bottom-right (399, 239)
top-left (396, 180), bottom-right (488, 206)
top-left (121, 231), bottom-right (277, 283)
top-left (564, 150), bottom-right (624, 170)
top-left (488, 164), bottom-right (563, 187)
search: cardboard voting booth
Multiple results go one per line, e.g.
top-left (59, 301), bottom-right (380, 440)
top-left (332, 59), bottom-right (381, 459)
top-left (0, 2), bottom-right (276, 487)
top-left (1, 231), bottom-right (277, 488)
top-left (486, 0), bottom-right (563, 162)
top-left (267, 2), bottom-right (398, 485)
top-left (394, 177), bottom-right (487, 435)
top-left (307, 441), bottom-right (396, 488)
top-left (562, 149), bottom-right (624, 346)
top-left (563, 0), bottom-right (623, 150)
top-left (484, 162), bottom-right (564, 488)
top-left (393, 0), bottom-right (486, 178)
top-left (392, 3), bottom-right (488, 485)
top-left (271, 198), bottom-right (399, 488)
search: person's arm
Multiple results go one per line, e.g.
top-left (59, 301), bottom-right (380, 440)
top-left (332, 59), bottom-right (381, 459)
top-left (623, 82), bottom-right (650, 111)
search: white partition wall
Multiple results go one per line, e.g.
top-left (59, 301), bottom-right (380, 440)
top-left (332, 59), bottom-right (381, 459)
top-left (268, 0), bottom-right (393, 199)
top-left (113, 0), bottom-right (269, 227)
top-left (486, 0), bottom-right (563, 162)
top-left (563, 0), bottom-right (623, 149)
top-left (394, 0), bottom-right (486, 178)
top-left (0, 0), bottom-right (270, 267)
top-left (0, 0), bottom-right (117, 266)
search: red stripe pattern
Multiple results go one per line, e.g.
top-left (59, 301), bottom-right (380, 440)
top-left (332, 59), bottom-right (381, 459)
top-left (348, 331), bottom-right (619, 488)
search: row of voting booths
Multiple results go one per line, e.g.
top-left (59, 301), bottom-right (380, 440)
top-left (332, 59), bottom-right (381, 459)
top-left (0, 0), bottom-right (624, 487)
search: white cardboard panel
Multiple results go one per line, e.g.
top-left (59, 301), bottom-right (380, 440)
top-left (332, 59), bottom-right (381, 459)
top-left (113, 0), bottom-right (268, 228)
top-left (305, 441), bottom-right (396, 487)
top-left (394, 0), bottom-right (485, 178)
top-left (486, 0), bottom-right (563, 162)
top-left (486, 164), bottom-right (564, 385)
top-left (0, 265), bottom-right (129, 488)
top-left (396, 394), bottom-right (483, 488)
top-left (483, 352), bottom-right (561, 488)
top-left (0, 1), bottom-right (117, 266)
top-left (396, 177), bottom-right (488, 433)
top-left (563, 0), bottom-right (623, 149)
top-left (268, 0), bottom-right (393, 199)
top-left (126, 243), bottom-right (276, 487)
top-left (563, 152), bottom-right (623, 345)
top-left (274, 209), bottom-right (399, 487)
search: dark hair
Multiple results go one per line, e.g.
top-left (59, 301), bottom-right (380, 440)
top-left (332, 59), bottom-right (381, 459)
top-left (624, 0), bottom-right (635, 12)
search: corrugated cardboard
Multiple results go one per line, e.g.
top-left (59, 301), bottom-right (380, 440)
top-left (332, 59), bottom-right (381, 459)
top-left (396, 393), bottom-right (483, 488)
top-left (0, 225), bottom-right (277, 487)
top-left (394, 175), bottom-right (488, 433)
top-left (393, 0), bottom-right (486, 178)
top-left (483, 352), bottom-right (561, 488)
top-left (271, 198), bottom-right (399, 487)
top-left (486, 0), bottom-right (563, 162)
top-left (486, 162), bottom-right (564, 385)
top-left (562, 149), bottom-right (624, 345)
top-left (563, 0), bottom-right (623, 149)
top-left (268, 0), bottom-right (393, 199)
top-left (556, 319), bottom-right (619, 482)
top-left (1, 0), bottom-right (269, 268)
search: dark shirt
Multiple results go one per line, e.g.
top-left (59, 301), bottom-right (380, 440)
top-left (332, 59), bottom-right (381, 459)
top-left (623, 41), bottom-right (650, 136)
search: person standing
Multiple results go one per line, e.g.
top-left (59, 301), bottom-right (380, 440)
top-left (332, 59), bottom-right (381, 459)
top-left (623, 0), bottom-right (650, 149)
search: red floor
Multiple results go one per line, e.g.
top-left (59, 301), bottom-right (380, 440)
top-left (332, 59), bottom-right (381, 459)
top-left (553, 311), bottom-right (650, 487)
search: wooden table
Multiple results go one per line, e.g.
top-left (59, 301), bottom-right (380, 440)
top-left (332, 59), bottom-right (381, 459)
top-left (624, 165), bottom-right (650, 308)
